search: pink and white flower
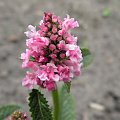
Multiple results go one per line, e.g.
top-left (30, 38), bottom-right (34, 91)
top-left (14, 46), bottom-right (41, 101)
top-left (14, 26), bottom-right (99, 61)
top-left (21, 12), bottom-right (83, 91)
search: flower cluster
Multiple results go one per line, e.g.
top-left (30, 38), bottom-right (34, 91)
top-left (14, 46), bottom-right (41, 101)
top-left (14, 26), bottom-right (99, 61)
top-left (21, 12), bottom-right (83, 91)
top-left (7, 111), bottom-right (29, 120)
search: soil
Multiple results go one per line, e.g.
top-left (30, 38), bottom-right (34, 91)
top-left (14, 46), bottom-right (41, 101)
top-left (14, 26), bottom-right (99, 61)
top-left (0, 0), bottom-right (120, 120)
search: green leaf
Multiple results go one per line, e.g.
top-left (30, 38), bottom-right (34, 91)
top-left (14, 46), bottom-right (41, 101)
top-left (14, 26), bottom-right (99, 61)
top-left (29, 89), bottom-right (52, 120)
top-left (59, 85), bottom-right (76, 120)
top-left (81, 48), bottom-right (92, 67)
top-left (102, 8), bottom-right (111, 17)
top-left (64, 82), bottom-right (71, 93)
top-left (29, 56), bottom-right (36, 62)
top-left (0, 105), bottom-right (21, 120)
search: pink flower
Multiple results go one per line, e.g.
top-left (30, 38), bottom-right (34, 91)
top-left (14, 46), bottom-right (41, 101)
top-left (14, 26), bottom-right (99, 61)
top-left (21, 12), bottom-right (83, 91)
top-left (66, 34), bottom-right (77, 44)
top-left (57, 40), bottom-right (66, 50)
top-left (24, 25), bottom-right (39, 39)
top-left (21, 49), bottom-right (34, 68)
top-left (63, 14), bottom-right (79, 31)
top-left (22, 72), bottom-right (38, 89)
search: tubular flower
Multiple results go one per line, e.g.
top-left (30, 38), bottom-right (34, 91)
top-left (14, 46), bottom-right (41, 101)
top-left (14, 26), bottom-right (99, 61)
top-left (21, 12), bottom-right (83, 91)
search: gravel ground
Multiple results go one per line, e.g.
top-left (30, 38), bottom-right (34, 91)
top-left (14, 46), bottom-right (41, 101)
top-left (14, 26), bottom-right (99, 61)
top-left (0, 0), bottom-right (120, 120)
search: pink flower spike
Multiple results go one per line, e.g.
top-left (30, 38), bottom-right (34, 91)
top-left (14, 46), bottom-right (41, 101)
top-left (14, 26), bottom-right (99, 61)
top-left (21, 12), bottom-right (83, 91)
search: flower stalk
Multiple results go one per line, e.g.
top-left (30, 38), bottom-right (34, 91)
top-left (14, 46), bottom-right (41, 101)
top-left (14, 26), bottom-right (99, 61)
top-left (52, 88), bottom-right (60, 120)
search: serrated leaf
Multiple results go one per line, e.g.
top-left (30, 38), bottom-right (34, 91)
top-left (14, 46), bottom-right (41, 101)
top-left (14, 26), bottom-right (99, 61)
top-left (81, 48), bottom-right (92, 67)
top-left (29, 89), bottom-right (52, 120)
top-left (59, 85), bottom-right (76, 120)
top-left (0, 105), bottom-right (21, 120)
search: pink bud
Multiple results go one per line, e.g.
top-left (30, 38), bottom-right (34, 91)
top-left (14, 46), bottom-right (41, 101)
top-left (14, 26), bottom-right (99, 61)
top-left (47, 32), bottom-right (52, 36)
top-left (52, 27), bottom-right (57, 34)
top-left (42, 26), bottom-right (48, 32)
top-left (50, 54), bottom-right (57, 59)
top-left (58, 25), bottom-right (62, 29)
top-left (46, 22), bottom-right (51, 28)
top-left (52, 15), bottom-right (58, 22)
top-left (57, 36), bottom-right (62, 41)
top-left (60, 53), bottom-right (66, 58)
top-left (54, 49), bottom-right (59, 54)
top-left (49, 44), bottom-right (56, 51)
top-left (50, 34), bottom-right (58, 41)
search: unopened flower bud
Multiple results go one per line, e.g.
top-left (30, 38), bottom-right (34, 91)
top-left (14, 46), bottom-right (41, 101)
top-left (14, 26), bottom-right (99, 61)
top-left (47, 22), bottom-right (51, 28)
top-left (60, 53), bottom-right (66, 59)
top-left (47, 32), bottom-right (52, 36)
top-left (52, 27), bottom-right (57, 34)
top-left (50, 34), bottom-right (58, 41)
top-left (49, 44), bottom-right (56, 51)
top-left (52, 15), bottom-right (58, 23)
top-left (57, 36), bottom-right (62, 41)
top-left (7, 111), bottom-right (29, 120)
top-left (50, 54), bottom-right (57, 59)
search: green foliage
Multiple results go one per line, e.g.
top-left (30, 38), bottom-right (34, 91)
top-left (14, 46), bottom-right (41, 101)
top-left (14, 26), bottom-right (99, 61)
top-left (29, 56), bottom-right (36, 62)
top-left (102, 8), bottom-right (111, 17)
top-left (64, 82), bottom-right (71, 93)
top-left (29, 89), bottom-right (52, 120)
top-left (59, 85), bottom-right (76, 120)
top-left (0, 105), bottom-right (21, 120)
top-left (81, 48), bottom-right (92, 67)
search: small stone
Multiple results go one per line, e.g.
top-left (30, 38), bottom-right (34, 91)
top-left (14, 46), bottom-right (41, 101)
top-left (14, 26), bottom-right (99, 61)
top-left (89, 102), bottom-right (105, 111)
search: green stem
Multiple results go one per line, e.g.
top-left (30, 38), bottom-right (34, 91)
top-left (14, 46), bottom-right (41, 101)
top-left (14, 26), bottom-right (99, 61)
top-left (52, 89), bottom-right (59, 120)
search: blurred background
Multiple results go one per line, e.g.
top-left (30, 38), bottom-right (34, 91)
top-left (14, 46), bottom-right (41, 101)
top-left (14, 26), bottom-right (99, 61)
top-left (0, 0), bottom-right (120, 120)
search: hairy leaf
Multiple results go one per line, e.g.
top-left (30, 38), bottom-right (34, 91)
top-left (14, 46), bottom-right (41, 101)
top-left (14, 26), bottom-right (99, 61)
top-left (59, 85), bottom-right (76, 120)
top-left (64, 82), bottom-right (71, 93)
top-left (81, 48), bottom-right (92, 67)
top-left (29, 89), bottom-right (52, 120)
top-left (0, 105), bottom-right (20, 120)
